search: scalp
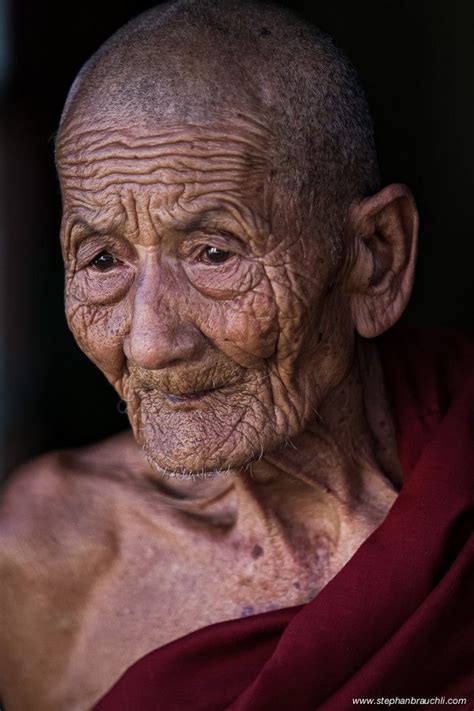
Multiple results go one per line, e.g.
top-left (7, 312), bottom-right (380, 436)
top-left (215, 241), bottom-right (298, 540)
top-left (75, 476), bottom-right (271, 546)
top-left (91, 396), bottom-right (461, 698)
top-left (61, 0), bottom-right (337, 126)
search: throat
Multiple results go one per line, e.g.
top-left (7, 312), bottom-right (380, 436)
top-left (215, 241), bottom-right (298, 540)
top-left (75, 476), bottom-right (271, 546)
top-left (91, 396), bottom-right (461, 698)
top-left (153, 461), bottom-right (396, 604)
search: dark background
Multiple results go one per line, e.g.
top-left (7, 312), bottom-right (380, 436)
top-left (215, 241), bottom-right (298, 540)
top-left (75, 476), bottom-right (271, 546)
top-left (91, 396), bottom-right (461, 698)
top-left (1, 0), bottom-right (473, 478)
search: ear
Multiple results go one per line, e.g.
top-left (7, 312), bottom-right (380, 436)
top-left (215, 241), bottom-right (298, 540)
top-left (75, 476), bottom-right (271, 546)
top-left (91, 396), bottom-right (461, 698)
top-left (347, 184), bottom-right (418, 338)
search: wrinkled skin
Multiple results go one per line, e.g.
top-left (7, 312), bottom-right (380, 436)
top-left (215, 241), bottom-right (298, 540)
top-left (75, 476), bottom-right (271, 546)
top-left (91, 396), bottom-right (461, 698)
top-left (0, 111), bottom-right (418, 710)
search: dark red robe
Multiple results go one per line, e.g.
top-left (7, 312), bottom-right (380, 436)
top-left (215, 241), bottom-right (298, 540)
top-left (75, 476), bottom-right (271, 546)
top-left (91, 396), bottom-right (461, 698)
top-left (95, 327), bottom-right (474, 710)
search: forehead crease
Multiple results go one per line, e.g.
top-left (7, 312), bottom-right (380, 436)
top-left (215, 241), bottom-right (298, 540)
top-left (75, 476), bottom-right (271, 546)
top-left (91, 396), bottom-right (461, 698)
top-left (59, 124), bottom-right (273, 242)
top-left (57, 119), bottom-right (271, 151)
top-left (59, 148), bottom-right (269, 198)
top-left (63, 185), bottom-right (124, 210)
top-left (63, 176), bottom-right (262, 219)
top-left (60, 141), bottom-right (269, 169)
top-left (60, 139), bottom-right (270, 217)
top-left (60, 175), bottom-right (256, 197)
top-left (60, 153), bottom-right (267, 181)
top-left (63, 199), bottom-right (123, 224)
top-left (58, 125), bottom-right (271, 172)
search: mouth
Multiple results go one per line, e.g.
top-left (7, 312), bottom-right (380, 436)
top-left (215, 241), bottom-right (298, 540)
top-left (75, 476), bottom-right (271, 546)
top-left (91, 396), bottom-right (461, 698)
top-left (166, 388), bottom-right (214, 402)
top-left (161, 385), bottom-right (224, 408)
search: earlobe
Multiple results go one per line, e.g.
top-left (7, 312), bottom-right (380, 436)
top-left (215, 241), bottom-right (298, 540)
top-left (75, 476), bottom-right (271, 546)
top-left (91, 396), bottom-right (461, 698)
top-left (348, 184), bottom-right (419, 338)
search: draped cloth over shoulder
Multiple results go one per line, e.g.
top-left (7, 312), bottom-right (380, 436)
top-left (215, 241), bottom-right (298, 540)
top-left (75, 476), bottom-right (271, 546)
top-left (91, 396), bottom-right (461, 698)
top-left (94, 328), bottom-right (474, 710)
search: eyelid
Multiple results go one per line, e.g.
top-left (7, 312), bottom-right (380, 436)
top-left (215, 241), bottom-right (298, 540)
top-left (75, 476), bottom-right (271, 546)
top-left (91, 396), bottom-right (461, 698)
top-left (207, 230), bottom-right (247, 250)
top-left (182, 231), bottom-right (246, 256)
top-left (73, 235), bottom-right (132, 270)
top-left (75, 241), bottom-right (113, 268)
top-left (190, 244), bottom-right (237, 265)
top-left (197, 245), bottom-right (235, 263)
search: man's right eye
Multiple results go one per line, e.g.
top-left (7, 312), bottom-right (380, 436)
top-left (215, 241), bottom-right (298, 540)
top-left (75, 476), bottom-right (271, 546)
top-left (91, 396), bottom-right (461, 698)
top-left (90, 250), bottom-right (118, 272)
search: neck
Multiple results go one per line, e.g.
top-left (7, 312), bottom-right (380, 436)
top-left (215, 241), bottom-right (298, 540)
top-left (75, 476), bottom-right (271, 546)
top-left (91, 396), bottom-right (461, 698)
top-left (253, 337), bottom-right (401, 496)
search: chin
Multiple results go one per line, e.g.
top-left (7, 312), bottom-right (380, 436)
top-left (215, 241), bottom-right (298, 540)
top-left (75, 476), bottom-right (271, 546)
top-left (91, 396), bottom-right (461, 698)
top-left (125, 374), bottom-right (311, 477)
top-left (129, 390), bottom-right (288, 478)
top-left (139, 422), bottom-right (258, 479)
top-left (142, 454), bottom-right (236, 481)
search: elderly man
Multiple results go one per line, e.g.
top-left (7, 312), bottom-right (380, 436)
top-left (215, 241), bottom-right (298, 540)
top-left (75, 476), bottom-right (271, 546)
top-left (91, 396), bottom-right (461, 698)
top-left (1, 1), bottom-right (472, 709)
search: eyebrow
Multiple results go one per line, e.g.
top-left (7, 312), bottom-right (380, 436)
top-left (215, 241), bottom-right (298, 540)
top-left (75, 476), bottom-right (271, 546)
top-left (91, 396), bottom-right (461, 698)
top-left (157, 209), bottom-right (231, 232)
top-left (70, 219), bottom-right (115, 237)
top-left (166, 210), bottom-right (253, 244)
top-left (71, 208), bottom-right (236, 233)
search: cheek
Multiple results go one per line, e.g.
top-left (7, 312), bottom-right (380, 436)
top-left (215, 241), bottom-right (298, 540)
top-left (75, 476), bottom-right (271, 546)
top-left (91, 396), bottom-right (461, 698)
top-left (256, 253), bottom-right (353, 408)
top-left (262, 264), bottom-right (316, 364)
top-left (199, 280), bottom-right (279, 367)
top-left (313, 291), bottom-right (354, 378)
top-left (65, 295), bottom-right (130, 389)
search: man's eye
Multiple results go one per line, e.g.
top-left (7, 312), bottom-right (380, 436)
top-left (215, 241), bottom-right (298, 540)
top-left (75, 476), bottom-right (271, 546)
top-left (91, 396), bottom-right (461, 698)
top-left (200, 246), bottom-right (233, 264)
top-left (90, 250), bottom-right (118, 272)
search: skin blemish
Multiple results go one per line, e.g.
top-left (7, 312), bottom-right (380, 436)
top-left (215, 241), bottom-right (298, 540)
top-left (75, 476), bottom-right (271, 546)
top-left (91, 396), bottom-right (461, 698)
top-left (293, 581), bottom-right (301, 590)
top-left (251, 543), bottom-right (264, 559)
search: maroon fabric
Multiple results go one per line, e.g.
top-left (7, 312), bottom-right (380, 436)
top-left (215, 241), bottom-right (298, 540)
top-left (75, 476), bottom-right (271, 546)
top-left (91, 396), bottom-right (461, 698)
top-left (95, 327), bottom-right (474, 710)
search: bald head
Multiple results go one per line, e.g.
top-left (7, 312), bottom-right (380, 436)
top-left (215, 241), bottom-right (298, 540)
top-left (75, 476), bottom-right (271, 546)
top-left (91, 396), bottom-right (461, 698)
top-left (57, 0), bottom-right (379, 253)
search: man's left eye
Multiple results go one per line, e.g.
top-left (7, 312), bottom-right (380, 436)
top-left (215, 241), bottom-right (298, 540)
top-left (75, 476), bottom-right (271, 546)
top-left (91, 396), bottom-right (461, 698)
top-left (200, 245), bottom-right (233, 264)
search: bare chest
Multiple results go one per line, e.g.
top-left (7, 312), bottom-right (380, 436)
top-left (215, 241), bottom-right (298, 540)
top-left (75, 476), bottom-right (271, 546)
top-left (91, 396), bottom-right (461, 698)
top-left (2, 519), bottom-right (338, 711)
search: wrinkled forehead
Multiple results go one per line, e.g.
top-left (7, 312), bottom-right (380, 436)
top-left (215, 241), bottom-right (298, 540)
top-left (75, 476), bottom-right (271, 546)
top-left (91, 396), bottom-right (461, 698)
top-left (56, 113), bottom-right (280, 249)
top-left (56, 109), bottom-right (274, 174)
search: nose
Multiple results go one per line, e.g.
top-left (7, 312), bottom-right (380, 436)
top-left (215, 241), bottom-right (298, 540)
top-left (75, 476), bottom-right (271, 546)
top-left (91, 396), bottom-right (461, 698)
top-left (125, 266), bottom-right (204, 370)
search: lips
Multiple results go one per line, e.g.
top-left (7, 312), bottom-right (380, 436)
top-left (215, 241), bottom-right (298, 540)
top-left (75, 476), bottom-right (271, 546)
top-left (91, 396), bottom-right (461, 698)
top-left (160, 384), bottom-right (226, 410)
top-left (126, 359), bottom-right (247, 409)
top-left (164, 388), bottom-right (216, 403)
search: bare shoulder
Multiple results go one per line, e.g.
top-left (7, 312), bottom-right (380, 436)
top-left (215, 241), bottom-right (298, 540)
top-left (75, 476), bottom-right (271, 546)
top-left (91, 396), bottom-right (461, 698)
top-left (0, 437), bottom-right (137, 704)
top-left (0, 437), bottom-right (130, 574)
top-left (1, 449), bottom-right (82, 523)
top-left (0, 429), bottom-right (168, 562)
